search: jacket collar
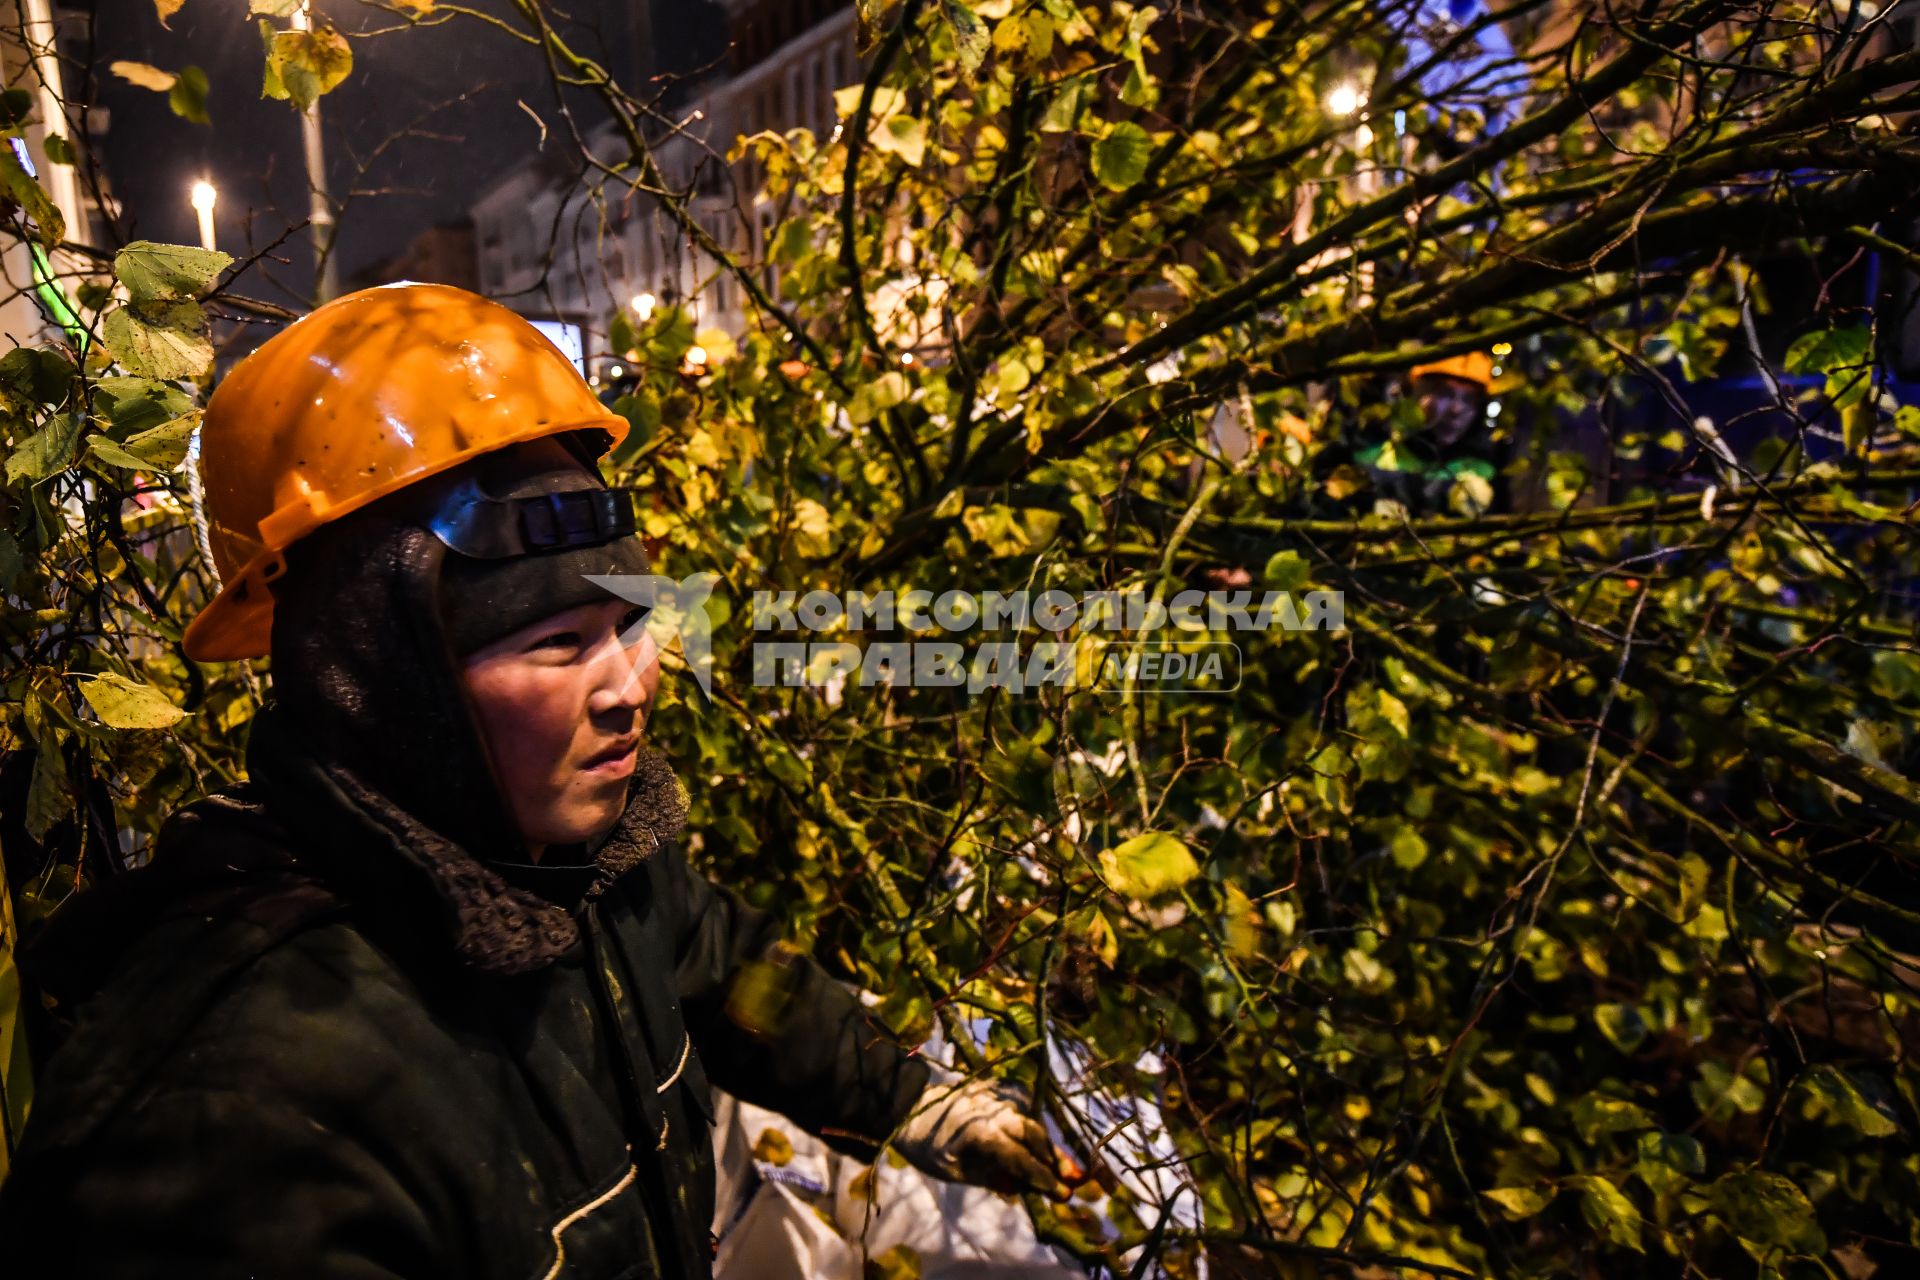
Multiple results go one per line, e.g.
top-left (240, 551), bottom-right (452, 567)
top-left (243, 704), bottom-right (688, 975)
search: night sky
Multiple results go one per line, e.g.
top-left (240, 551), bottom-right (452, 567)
top-left (83, 0), bottom-right (722, 307)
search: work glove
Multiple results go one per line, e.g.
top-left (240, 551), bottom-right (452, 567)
top-left (893, 1065), bottom-right (1077, 1201)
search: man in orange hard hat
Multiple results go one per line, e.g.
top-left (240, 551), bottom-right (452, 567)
top-left (1305, 350), bottom-right (1505, 520)
top-left (0, 284), bottom-right (1073, 1277)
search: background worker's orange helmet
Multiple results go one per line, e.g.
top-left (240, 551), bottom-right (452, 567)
top-left (182, 282), bottom-right (627, 662)
top-left (1408, 351), bottom-right (1495, 390)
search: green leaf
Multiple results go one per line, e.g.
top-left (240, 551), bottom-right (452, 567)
top-left (1570, 1092), bottom-right (1652, 1142)
top-left (961, 503), bottom-right (1027, 556)
top-left (0, 346), bottom-right (77, 410)
top-left (78, 671), bottom-right (188, 730)
top-left (0, 144), bottom-right (64, 248)
top-left (772, 216), bottom-right (813, 265)
top-left (1634, 1131), bottom-right (1705, 1197)
top-left (1091, 121), bottom-right (1152, 191)
top-left (943, 0), bottom-right (989, 76)
top-left (849, 370), bottom-right (911, 424)
top-left (25, 741), bottom-right (71, 842)
top-left (1482, 1184), bottom-right (1555, 1220)
top-left (645, 306), bottom-right (696, 365)
top-left (102, 301), bottom-right (214, 380)
top-left (1118, 5), bottom-right (1160, 108)
top-left (266, 27), bottom-right (354, 112)
top-left (5, 412), bottom-right (82, 484)
top-left (1262, 549), bottom-right (1310, 592)
top-left (1570, 1175), bottom-right (1644, 1253)
top-left (168, 64), bottom-right (211, 125)
top-left (1798, 1064), bottom-right (1898, 1137)
top-left (0, 88), bottom-right (35, 131)
top-left (1675, 851), bottom-right (1711, 921)
top-left (1706, 1168), bottom-right (1825, 1254)
top-left (87, 413), bottom-right (199, 472)
top-left (1040, 75), bottom-right (1095, 133)
top-left (1342, 946), bottom-right (1389, 992)
top-left (608, 310), bottom-right (639, 360)
top-left (1389, 827), bottom-right (1428, 869)
top-left (0, 529), bottom-right (22, 590)
top-left (42, 133), bottom-right (75, 165)
top-left (114, 240), bottom-right (234, 303)
top-left (1099, 832), bottom-right (1200, 898)
top-left (1783, 325), bottom-right (1869, 377)
top-left (1593, 1002), bottom-right (1648, 1054)
top-left (260, 20), bottom-right (286, 98)
top-left (1693, 1059), bottom-right (1768, 1121)
top-left (93, 375), bottom-right (196, 433)
top-left (610, 392), bottom-right (661, 454)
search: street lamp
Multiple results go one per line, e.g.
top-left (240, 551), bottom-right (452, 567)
top-left (1325, 82), bottom-right (1363, 117)
top-left (631, 292), bottom-right (656, 321)
top-left (189, 179), bottom-right (217, 252)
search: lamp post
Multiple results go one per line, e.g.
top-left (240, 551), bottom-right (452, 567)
top-left (288, 1), bottom-right (338, 301)
top-left (190, 180), bottom-right (218, 252)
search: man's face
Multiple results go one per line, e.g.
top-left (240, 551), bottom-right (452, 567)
top-left (459, 598), bottom-right (660, 853)
top-left (1414, 373), bottom-right (1487, 447)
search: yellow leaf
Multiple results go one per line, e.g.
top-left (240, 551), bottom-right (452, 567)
top-left (1323, 463), bottom-right (1369, 501)
top-left (1099, 832), bottom-right (1200, 899)
top-left (1223, 881), bottom-right (1260, 961)
top-left (78, 672), bottom-right (186, 730)
top-left (1086, 908), bottom-right (1118, 966)
top-left (266, 27), bottom-right (353, 111)
top-left (791, 498), bottom-right (833, 558)
top-left (101, 302), bottom-right (213, 381)
top-left (872, 114), bottom-right (927, 167)
top-left (692, 326), bottom-right (736, 367)
top-left (1483, 1185), bottom-right (1556, 1220)
top-left (110, 61), bottom-right (177, 92)
top-left (751, 1127), bottom-right (794, 1166)
top-left (868, 1244), bottom-right (923, 1280)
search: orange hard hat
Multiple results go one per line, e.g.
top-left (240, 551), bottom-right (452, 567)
top-left (183, 283), bottom-right (627, 661)
top-left (1409, 351), bottom-right (1494, 389)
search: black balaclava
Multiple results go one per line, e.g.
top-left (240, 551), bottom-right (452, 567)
top-left (253, 433), bottom-right (681, 975)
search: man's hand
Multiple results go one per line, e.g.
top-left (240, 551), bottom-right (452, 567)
top-left (893, 1067), bottom-right (1079, 1201)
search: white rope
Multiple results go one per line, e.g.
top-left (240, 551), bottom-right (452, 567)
top-left (537, 1159), bottom-right (639, 1280)
top-left (186, 425), bottom-right (262, 703)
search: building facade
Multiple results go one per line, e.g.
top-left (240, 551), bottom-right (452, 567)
top-left (0, 0), bottom-right (109, 352)
top-left (470, 0), bottom-right (856, 379)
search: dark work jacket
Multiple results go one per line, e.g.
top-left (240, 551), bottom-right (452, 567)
top-left (0, 713), bottom-right (930, 1279)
